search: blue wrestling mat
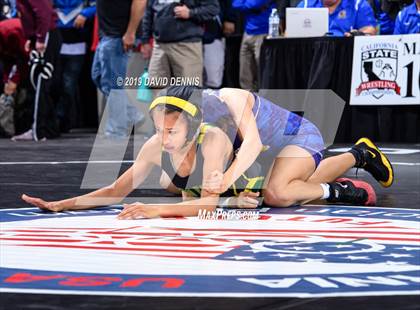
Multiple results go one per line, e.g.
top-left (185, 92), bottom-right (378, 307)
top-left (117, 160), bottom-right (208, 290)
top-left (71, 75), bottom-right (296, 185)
top-left (1, 206), bottom-right (419, 298)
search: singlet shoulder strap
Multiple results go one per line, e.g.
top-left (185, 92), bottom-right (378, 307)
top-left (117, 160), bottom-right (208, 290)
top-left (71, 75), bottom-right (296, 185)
top-left (197, 123), bottom-right (214, 145)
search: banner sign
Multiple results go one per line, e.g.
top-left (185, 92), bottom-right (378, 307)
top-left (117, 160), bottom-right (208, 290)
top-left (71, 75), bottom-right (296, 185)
top-left (350, 34), bottom-right (420, 105)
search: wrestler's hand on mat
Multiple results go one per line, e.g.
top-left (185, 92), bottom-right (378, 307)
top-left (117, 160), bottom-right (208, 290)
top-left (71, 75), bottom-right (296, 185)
top-left (118, 203), bottom-right (160, 219)
top-left (203, 170), bottom-right (229, 194)
top-left (236, 191), bottom-right (260, 208)
top-left (21, 194), bottom-right (64, 212)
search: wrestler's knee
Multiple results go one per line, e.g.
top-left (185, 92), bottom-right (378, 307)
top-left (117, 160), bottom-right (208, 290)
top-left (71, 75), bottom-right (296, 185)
top-left (263, 187), bottom-right (295, 207)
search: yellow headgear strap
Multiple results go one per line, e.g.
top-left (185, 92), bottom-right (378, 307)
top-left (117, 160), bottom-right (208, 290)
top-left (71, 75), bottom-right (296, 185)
top-left (149, 96), bottom-right (198, 117)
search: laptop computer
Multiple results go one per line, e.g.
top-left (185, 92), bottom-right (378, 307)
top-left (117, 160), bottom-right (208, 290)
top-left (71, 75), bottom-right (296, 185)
top-left (286, 8), bottom-right (329, 38)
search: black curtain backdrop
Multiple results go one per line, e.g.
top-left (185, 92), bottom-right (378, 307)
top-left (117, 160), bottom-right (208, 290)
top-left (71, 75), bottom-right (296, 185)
top-left (79, 51), bottom-right (98, 129)
top-left (258, 36), bottom-right (420, 143)
top-left (223, 35), bottom-right (242, 88)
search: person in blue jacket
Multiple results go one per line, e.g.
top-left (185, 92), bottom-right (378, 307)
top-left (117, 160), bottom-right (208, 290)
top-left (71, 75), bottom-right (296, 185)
top-left (394, 0), bottom-right (420, 34)
top-left (53, 0), bottom-right (96, 132)
top-left (232, 0), bottom-right (274, 90)
top-left (370, 0), bottom-right (395, 34)
top-left (298, 0), bottom-right (377, 36)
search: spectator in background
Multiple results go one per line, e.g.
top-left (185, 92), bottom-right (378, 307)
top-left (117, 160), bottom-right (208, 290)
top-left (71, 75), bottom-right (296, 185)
top-left (368, 0), bottom-right (395, 34)
top-left (394, 0), bottom-right (420, 34)
top-left (0, 18), bottom-right (27, 136)
top-left (53, 0), bottom-right (96, 133)
top-left (232, 0), bottom-right (274, 91)
top-left (92, 0), bottom-right (145, 138)
top-left (298, 0), bottom-right (377, 36)
top-left (203, 0), bottom-right (238, 88)
top-left (13, 0), bottom-right (62, 141)
top-left (0, 0), bottom-right (18, 108)
top-left (0, 0), bottom-right (17, 20)
top-left (0, 18), bottom-right (26, 97)
top-left (141, 0), bottom-right (219, 88)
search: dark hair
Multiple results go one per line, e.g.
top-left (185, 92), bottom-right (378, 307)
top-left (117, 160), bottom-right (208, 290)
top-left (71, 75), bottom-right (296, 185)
top-left (150, 86), bottom-right (203, 142)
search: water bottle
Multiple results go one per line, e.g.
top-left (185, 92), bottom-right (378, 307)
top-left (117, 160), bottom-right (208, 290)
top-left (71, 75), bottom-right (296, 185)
top-left (268, 8), bottom-right (280, 38)
top-left (137, 66), bottom-right (153, 103)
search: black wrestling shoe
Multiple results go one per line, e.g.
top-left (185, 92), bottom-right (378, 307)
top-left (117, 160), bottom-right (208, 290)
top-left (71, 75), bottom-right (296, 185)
top-left (327, 180), bottom-right (368, 206)
top-left (336, 178), bottom-right (376, 206)
top-left (349, 137), bottom-right (394, 188)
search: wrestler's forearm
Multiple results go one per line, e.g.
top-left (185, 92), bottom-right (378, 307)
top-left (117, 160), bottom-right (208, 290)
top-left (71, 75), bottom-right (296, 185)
top-left (59, 162), bottom-right (151, 211)
top-left (224, 137), bottom-right (262, 186)
top-left (153, 197), bottom-right (219, 217)
top-left (56, 187), bottom-right (126, 211)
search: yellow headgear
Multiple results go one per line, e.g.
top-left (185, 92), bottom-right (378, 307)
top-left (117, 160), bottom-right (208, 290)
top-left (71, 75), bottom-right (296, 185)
top-left (149, 96), bottom-right (198, 117)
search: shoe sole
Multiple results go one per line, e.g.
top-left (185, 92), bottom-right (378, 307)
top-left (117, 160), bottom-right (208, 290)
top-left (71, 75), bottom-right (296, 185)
top-left (355, 137), bottom-right (394, 188)
top-left (336, 178), bottom-right (377, 206)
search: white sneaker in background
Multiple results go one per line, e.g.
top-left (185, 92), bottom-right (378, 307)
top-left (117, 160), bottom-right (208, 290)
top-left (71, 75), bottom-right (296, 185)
top-left (11, 129), bottom-right (34, 141)
top-left (10, 129), bottom-right (47, 141)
